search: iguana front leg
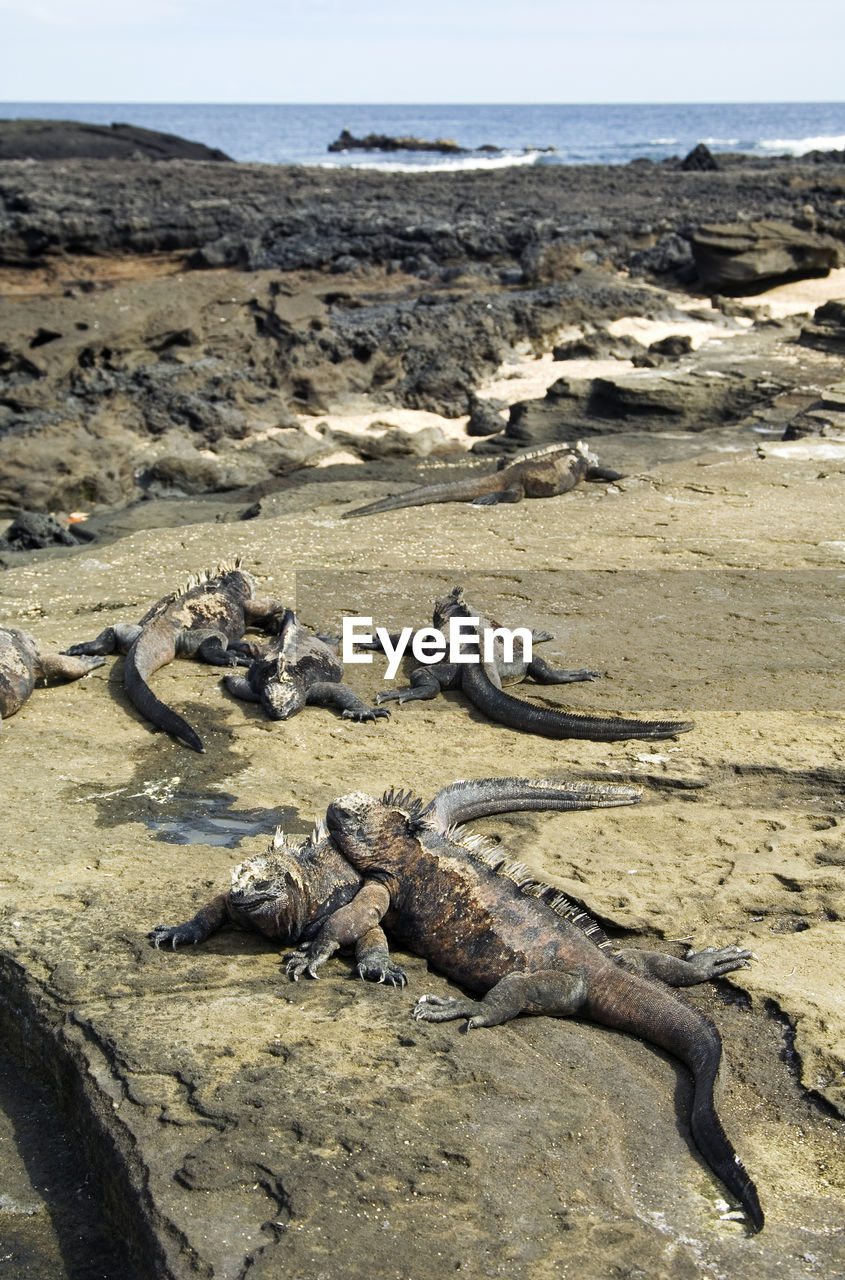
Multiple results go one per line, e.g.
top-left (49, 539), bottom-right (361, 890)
top-left (149, 893), bottom-right (229, 949)
top-left (355, 926), bottom-right (407, 986)
top-left (376, 661), bottom-right (461, 706)
top-left (180, 630), bottom-right (251, 667)
top-left (305, 681), bottom-right (390, 722)
top-left (285, 881), bottom-right (392, 980)
top-left (413, 968), bottom-right (588, 1029)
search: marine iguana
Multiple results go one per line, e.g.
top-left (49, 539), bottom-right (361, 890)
top-left (149, 776), bottom-right (643, 989)
top-left (285, 785), bottom-right (763, 1232)
top-left (375, 586), bottom-right (694, 741)
top-left (342, 441), bottom-right (620, 518)
top-left (223, 608), bottom-right (390, 723)
top-left (63, 560), bottom-right (285, 752)
top-left (0, 626), bottom-right (105, 724)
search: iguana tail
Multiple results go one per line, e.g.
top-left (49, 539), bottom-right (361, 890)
top-left (342, 473), bottom-right (502, 519)
top-left (462, 666), bottom-right (693, 741)
top-left (425, 776), bottom-right (642, 828)
top-left (587, 965), bottom-right (763, 1232)
top-left (125, 621), bottom-right (204, 753)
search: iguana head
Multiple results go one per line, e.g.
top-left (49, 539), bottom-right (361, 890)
top-left (228, 825), bottom-right (362, 942)
top-left (325, 789), bottom-right (432, 871)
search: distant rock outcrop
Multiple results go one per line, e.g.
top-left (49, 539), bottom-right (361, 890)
top-left (0, 118), bottom-right (232, 162)
top-left (328, 129), bottom-right (467, 154)
top-left (691, 219), bottom-right (842, 293)
top-left (680, 142), bottom-right (719, 171)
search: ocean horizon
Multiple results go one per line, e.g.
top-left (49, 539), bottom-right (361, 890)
top-left (2, 101), bottom-right (845, 171)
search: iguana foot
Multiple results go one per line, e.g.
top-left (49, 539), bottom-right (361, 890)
top-left (285, 940), bottom-right (339, 981)
top-left (149, 922), bottom-right (206, 949)
top-left (342, 707), bottom-right (391, 722)
top-left (357, 959), bottom-right (407, 986)
top-left (684, 944), bottom-right (754, 979)
top-left (412, 994), bottom-right (483, 1024)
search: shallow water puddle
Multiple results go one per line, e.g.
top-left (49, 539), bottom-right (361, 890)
top-left (143, 792), bottom-right (285, 847)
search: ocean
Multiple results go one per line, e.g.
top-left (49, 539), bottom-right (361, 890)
top-left (2, 101), bottom-right (845, 171)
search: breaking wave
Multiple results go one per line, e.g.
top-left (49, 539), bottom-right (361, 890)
top-left (759, 133), bottom-right (845, 154)
top-left (318, 150), bottom-right (542, 174)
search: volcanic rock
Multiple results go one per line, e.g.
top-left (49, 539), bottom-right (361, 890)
top-left (0, 118), bottom-right (231, 163)
top-left (328, 129), bottom-right (466, 154)
top-left (691, 219), bottom-right (842, 293)
top-left (680, 142), bottom-right (719, 171)
top-left (797, 298), bottom-right (845, 354)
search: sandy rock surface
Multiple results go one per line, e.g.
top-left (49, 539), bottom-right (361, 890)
top-left (1, 421), bottom-right (843, 1278)
top-left (1, 151), bottom-right (844, 1278)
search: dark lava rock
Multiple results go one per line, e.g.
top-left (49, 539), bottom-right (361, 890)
top-left (798, 298), bottom-right (845, 354)
top-left (691, 220), bottom-right (842, 294)
top-left (552, 329), bottom-right (645, 361)
top-left (0, 511), bottom-right (93, 550)
top-left (465, 396), bottom-right (508, 437)
top-left (782, 380), bottom-right (845, 438)
top-left (680, 142), bottom-right (719, 172)
top-left (648, 334), bottom-right (694, 357)
top-left (0, 118), bottom-right (231, 163)
top-left (628, 232), bottom-right (695, 281)
top-left (328, 129), bottom-right (466, 154)
top-left (473, 366), bottom-right (772, 453)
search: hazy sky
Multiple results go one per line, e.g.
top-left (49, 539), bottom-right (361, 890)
top-left (3, 0), bottom-right (844, 103)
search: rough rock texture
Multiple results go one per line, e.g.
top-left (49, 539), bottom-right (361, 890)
top-left (0, 118), bottom-right (232, 163)
top-left (1, 154), bottom-right (844, 1279)
top-left (798, 297), bottom-right (845, 354)
top-left (691, 220), bottom-right (843, 294)
top-left (1, 440), bottom-right (844, 1278)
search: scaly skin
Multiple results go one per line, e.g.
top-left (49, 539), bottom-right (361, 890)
top-left (223, 608), bottom-right (389, 724)
top-left (64, 560), bottom-right (285, 751)
top-left (0, 626), bottom-right (104, 724)
top-left (282, 787), bottom-right (762, 1233)
top-left (376, 586), bottom-right (695, 742)
top-left (342, 441), bottom-right (604, 518)
top-left (149, 777), bottom-right (642, 987)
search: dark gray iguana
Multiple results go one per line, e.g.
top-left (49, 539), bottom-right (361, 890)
top-left (342, 441), bottom-right (620, 518)
top-left (306, 784), bottom-right (763, 1232)
top-left (376, 586), bottom-right (694, 741)
top-left (0, 626), bottom-right (105, 725)
top-left (63, 560), bottom-right (285, 752)
top-left (223, 607), bottom-right (390, 724)
top-left (149, 776), bottom-right (761, 1231)
top-left (150, 777), bottom-right (641, 982)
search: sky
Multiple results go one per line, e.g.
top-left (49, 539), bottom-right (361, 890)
top-left (2, 0), bottom-right (845, 103)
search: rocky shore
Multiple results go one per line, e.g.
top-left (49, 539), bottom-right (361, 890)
top-left (0, 134), bottom-right (843, 1279)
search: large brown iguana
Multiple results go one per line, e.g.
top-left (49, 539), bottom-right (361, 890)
top-left (223, 608), bottom-right (389, 724)
top-left (149, 776), bottom-right (761, 1231)
top-left (342, 441), bottom-right (620, 518)
top-left (376, 586), bottom-right (694, 741)
top-left (299, 785), bottom-right (763, 1232)
top-left (63, 560), bottom-right (285, 752)
top-left (0, 626), bottom-right (104, 726)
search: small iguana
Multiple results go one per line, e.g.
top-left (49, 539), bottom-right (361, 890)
top-left (223, 608), bottom-right (390, 724)
top-left (63, 560), bottom-right (285, 752)
top-left (288, 785), bottom-right (763, 1232)
top-left (376, 586), bottom-right (694, 741)
top-left (149, 777), bottom-right (643, 987)
top-left (0, 626), bottom-right (104, 725)
top-left (342, 441), bottom-right (621, 519)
